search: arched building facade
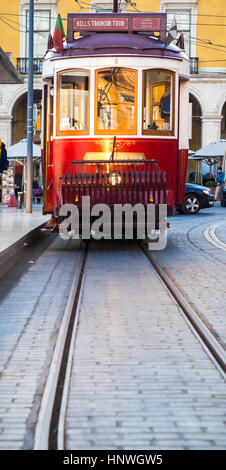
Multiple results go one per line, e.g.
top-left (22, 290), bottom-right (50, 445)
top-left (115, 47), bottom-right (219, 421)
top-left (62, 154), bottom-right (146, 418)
top-left (0, 0), bottom-right (226, 154)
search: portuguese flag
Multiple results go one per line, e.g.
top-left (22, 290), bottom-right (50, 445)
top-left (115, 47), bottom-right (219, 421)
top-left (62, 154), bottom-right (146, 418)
top-left (53, 14), bottom-right (65, 53)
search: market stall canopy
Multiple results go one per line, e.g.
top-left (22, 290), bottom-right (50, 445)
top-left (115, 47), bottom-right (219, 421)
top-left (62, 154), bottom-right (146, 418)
top-left (194, 139), bottom-right (226, 158)
top-left (191, 140), bottom-right (226, 167)
top-left (7, 139), bottom-right (41, 160)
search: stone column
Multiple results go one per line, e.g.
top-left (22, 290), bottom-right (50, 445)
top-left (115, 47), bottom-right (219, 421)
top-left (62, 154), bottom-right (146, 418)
top-left (0, 115), bottom-right (13, 147)
top-left (201, 115), bottom-right (222, 147)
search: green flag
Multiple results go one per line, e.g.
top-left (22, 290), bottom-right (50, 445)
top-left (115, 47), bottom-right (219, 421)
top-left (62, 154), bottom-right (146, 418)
top-left (53, 14), bottom-right (65, 53)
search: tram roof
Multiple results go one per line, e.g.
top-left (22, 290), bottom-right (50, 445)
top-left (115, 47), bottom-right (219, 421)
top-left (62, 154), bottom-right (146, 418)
top-left (45, 32), bottom-right (188, 61)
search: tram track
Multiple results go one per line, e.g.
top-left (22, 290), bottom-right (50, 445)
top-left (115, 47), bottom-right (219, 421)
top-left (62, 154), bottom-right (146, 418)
top-left (34, 241), bottom-right (88, 450)
top-left (186, 218), bottom-right (226, 264)
top-left (33, 238), bottom-right (225, 450)
top-left (140, 241), bottom-right (226, 373)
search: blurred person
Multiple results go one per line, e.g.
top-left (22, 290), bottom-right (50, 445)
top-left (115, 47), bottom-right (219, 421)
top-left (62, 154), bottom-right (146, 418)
top-left (214, 166), bottom-right (224, 201)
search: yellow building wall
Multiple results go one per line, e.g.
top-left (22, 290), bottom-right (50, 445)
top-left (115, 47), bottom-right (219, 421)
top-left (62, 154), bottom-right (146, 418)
top-left (0, 0), bottom-right (225, 71)
top-left (57, 0), bottom-right (81, 35)
top-left (197, 0), bottom-right (226, 70)
top-left (136, 0), bottom-right (160, 13)
top-left (0, 1), bottom-right (21, 67)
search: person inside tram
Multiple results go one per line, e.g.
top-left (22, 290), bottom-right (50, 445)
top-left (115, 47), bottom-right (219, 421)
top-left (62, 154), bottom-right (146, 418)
top-left (146, 80), bottom-right (171, 132)
top-left (160, 86), bottom-right (170, 130)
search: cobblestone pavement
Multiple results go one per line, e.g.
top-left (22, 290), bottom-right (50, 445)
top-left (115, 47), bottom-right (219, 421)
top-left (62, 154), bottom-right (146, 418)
top-left (0, 237), bottom-right (81, 449)
top-left (64, 238), bottom-right (226, 450)
top-left (0, 204), bottom-right (225, 450)
top-left (154, 204), bottom-right (226, 349)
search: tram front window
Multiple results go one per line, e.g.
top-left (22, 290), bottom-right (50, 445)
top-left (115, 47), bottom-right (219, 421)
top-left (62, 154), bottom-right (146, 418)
top-left (96, 68), bottom-right (137, 134)
top-left (143, 70), bottom-right (174, 134)
top-left (58, 70), bottom-right (89, 134)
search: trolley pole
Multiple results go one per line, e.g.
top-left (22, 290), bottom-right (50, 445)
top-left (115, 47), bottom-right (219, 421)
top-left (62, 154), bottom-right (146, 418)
top-left (26, 0), bottom-right (34, 213)
top-left (113, 0), bottom-right (118, 13)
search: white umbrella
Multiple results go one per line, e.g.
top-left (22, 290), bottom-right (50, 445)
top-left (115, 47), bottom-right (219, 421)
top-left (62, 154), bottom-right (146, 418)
top-left (194, 139), bottom-right (226, 159)
top-left (6, 139), bottom-right (42, 190)
top-left (7, 139), bottom-right (41, 159)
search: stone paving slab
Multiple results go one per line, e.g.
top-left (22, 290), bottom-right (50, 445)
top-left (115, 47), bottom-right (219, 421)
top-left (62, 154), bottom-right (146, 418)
top-left (0, 205), bottom-right (49, 253)
top-left (64, 240), bottom-right (226, 450)
top-left (0, 236), bottom-right (81, 449)
top-left (154, 206), bottom-right (226, 349)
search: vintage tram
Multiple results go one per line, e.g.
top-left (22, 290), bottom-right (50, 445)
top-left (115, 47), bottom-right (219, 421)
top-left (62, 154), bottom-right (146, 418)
top-left (41, 10), bottom-right (190, 235)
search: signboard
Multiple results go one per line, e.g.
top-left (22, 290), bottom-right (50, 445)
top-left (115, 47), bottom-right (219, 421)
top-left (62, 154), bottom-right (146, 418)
top-left (67, 13), bottom-right (167, 42)
top-left (73, 17), bottom-right (129, 31)
top-left (133, 17), bottom-right (161, 31)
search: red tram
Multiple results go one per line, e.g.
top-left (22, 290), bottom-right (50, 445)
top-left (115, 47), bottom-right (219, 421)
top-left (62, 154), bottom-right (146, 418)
top-left (41, 10), bottom-right (190, 234)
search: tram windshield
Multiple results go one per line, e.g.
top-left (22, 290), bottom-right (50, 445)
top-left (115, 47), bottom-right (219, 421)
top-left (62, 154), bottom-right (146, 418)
top-left (96, 68), bottom-right (137, 134)
top-left (58, 70), bottom-right (89, 133)
top-left (143, 70), bottom-right (174, 134)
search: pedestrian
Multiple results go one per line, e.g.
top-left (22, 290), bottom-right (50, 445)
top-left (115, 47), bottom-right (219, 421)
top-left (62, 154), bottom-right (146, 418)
top-left (214, 166), bottom-right (224, 201)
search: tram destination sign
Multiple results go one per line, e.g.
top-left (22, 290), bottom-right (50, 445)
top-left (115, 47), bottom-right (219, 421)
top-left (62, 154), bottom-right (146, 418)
top-left (74, 17), bottom-right (129, 31)
top-left (67, 13), bottom-right (166, 42)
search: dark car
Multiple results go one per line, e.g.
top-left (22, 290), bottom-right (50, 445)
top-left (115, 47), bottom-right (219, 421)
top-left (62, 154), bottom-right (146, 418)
top-left (221, 182), bottom-right (226, 206)
top-left (176, 183), bottom-right (214, 214)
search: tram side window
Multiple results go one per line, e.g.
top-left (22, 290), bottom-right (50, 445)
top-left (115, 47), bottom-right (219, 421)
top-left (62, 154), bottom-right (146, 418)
top-left (143, 70), bottom-right (174, 134)
top-left (58, 71), bottom-right (89, 133)
top-left (96, 68), bottom-right (137, 134)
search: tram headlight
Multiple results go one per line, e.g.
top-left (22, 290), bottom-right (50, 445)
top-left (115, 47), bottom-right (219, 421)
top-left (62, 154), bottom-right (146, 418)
top-left (109, 171), bottom-right (121, 186)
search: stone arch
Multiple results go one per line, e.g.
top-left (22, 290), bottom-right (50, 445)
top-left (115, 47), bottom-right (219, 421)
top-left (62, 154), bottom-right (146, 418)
top-left (7, 84), bottom-right (42, 117)
top-left (188, 85), bottom-right (205, 116)
top-left (189, 92), bottom-right (202, 152)
top-left (221, 101), bottom-right (226, 140)
top-left (11, 87), bottom-right (42, 145)
top-left (216, 91), bottom-right (226, 117)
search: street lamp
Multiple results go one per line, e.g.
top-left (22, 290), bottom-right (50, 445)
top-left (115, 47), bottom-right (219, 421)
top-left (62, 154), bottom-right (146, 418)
top-left (26, 0), bottom-right (34, 213)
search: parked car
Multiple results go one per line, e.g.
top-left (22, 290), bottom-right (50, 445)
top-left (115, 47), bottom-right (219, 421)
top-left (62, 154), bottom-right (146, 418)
top-left (221, 181), bottom-right (226, 206)
top-left (176, 183), bottom-right (214, 214)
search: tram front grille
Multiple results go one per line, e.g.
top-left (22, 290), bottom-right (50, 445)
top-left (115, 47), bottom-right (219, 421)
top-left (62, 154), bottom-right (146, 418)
top-left (59, 160), bottom-right (168, 207)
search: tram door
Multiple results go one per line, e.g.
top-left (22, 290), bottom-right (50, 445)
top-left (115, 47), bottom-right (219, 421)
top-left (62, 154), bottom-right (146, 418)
top-left (43, 83), bottom-right (54, 212)
top-left (42, 84), bottom-right (53, 212)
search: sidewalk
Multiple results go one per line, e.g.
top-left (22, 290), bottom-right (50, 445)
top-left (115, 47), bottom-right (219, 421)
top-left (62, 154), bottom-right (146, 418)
top-left (0, 204), bottom-right (49, 254)
top-left (0, 204), bottom-right (49, 276)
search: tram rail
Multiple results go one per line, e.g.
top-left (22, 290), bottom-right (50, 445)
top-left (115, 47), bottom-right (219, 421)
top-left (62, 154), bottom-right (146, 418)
top-left (140, 242), bottom-right (226, 373)
top-left (34, 241), bottom-right (88, 450)
top-left (33, 239), bottom-right (226, 450)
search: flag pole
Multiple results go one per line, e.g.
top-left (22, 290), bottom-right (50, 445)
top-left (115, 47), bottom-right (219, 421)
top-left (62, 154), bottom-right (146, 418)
top-left (26, 0), bottom-right (34, 213)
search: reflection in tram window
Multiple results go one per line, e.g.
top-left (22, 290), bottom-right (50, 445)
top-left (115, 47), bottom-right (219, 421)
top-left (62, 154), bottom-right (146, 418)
top-left (143, 70), bottom-right (174, 134)
top-left (96, 68), bottom-right (137, 134)
top-left (58, 70), bottom-right (89, 133)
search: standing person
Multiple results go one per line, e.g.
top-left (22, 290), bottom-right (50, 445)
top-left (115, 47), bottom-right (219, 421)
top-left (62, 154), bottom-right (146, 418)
top-left (214, 166), bottom-right (225, 201)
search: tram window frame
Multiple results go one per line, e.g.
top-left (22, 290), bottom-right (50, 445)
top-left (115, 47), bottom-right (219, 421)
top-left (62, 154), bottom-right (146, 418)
top-left (56, 69), bottom-right (90, 136)
top-left (95, 67), bottom-right (138, 136)
top-left (142, 69), bottom-right (175, 136)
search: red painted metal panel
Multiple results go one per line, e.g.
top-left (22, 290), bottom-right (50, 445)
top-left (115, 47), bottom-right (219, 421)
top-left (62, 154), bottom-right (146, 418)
top-left (178, 149), bottom-right (188, 205)
top-left (43, 137), bottom-right (187, 212)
